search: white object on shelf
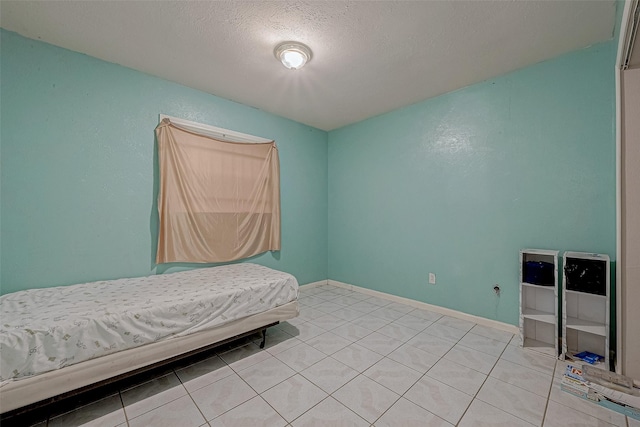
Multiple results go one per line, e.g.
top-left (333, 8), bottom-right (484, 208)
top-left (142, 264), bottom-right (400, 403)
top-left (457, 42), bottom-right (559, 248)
top-left (519, 249), bottom-right (559, 357)
top-left (562, 251), bottom-right (610, 370)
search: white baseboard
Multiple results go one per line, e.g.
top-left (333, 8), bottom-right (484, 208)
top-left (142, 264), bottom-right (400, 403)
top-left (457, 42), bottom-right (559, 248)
top-left (299, 280), bottom-right (328, 289)
top-left (328, 279), bottom-right (518, 335)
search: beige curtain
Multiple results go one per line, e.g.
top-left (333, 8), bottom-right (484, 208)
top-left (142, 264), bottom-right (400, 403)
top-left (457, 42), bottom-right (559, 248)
top-left (155, 119), bottom-right (280, 263)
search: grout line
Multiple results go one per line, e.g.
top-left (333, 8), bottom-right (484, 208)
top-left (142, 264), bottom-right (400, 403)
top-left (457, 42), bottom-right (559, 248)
top-left (540, 360), bottom-right (559, 426)
top-left (183, 384), bottom-right (210, 425)
top-left (117, 391), bottom-right (131, 427)
top-left (42, 284), bottom-right (551, 427)
top-left (317, 286), bottom-right (462, 425)
top-left (366, 360), bottom-right (428, 425)
top-left (310, 290), bottom-right (542, 426)
top-left (255, 392), bottom-right (291, 425)
top-left (120, 371), bottom-right (193, 423)
top-left (453, 332), bottom-right (510, 425)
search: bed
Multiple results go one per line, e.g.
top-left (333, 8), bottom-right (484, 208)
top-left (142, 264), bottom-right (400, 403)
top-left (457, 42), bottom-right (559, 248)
top-left (0, 263), bottom-right (299, 414)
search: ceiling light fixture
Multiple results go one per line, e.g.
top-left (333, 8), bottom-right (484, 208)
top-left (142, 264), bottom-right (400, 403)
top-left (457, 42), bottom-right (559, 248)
top-left (274, 41), bottom-right (312, 70)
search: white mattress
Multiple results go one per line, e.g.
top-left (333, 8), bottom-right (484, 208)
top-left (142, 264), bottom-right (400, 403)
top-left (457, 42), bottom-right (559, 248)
top-left (0, 263), bottom-right (298, 385)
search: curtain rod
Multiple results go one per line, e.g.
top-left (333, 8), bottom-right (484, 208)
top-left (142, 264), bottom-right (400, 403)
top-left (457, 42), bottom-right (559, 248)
top-left (159, 114), bottom-right (273, 144)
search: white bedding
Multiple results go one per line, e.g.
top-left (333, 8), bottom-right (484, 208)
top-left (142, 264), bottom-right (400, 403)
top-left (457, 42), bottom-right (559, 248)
top-left (0, 263), bottom-right (298, 385)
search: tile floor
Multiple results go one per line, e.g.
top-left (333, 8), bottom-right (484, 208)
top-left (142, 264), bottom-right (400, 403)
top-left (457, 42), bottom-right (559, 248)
top-left (25, 284), bottom-right (638, 426)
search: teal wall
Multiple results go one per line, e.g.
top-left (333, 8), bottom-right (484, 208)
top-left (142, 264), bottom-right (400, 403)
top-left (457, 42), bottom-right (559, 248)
top-left (328, 42), bottom-right (616, 325)
top-left (0, 30), bottom-right (618, 328)
top-left (0, 30), bottom-right (328, 295)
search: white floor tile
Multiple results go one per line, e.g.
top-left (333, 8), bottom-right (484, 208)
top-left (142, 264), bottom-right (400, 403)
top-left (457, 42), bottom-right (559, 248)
top-left (363, 297), bottom-right (392, 307)
top-left (490, 358), bottom-right (552, 397)
top-left (628, 417), bottom-right (640, 427)
top-left (476, 377), bottom-right (547, 426)
top-left (406, 331), bottom-right (457, 358)
top-left (305, 331), bottom-right (352, 355)
top-left (423, 323), bottom-right (468, 341)
top-left (49, 394), bottom-right (126, 427)
top-left (297, 307), bottom-right (326, 322)
top-left (332, 296), bottom-right (364, 306)
top-left (458, 332), bottom-right (508, 357)
top-left (331, 322), bottom-right (372, 342)
top-left (409, 308), bottom-right (443, 322)
top-left (298, 286), bottom-right (323, 296)
top-left (314, 301), bottom-right (345, 313)
top-left (279, 317), bottom-right (307, 330)
top-left (41, 284), bottom-right (618, 427)
top-left (285, 322), bottom-right (328, 342)
top-left (500, 345), bottom-right (556, 375)
top-left (387, 343), bottom-right (440, 373)
top-left (393, 314), bottom-right (433, 331)
top-left (348, 292), bottom-right (375, 301)
top-left (122, 372), bottom-right (187, 419)
top-left (444, 345), bottom-right (498, 375)
top-left (376, 322), bottom-right (421, 342)
top-left (469, 324), bottom-right (514, 343)
top-left (332, 375), bottom-right (400, 423)
top-left (129, 395), bottom-right (205, 427)
top-left (263, 336), bottom-right (305, 356)
top-left (331, 307), bottom-right (368, 322)
top-left (548, 376), bottom-right (627, 426)
top-left (274, 342), bottom-right (327, 372)
top-left (176, 355), bottom-right (234, 393)
top-left (554, 359), bottom-right (573, 378)
top-left (190, 373), bottom-right (257, 421)
top-left (236, 356), bottom-right (296, 394)
top-left (261, 375), bottom-right (328, 422)
top-left (299, 356), bottom-right (359, 394)
top-left (219, 342), bottom-right (272, 372)
top-left (363, 357), bottom-right (422, 394)
top-left (384, 302), bottom-right (416, 314)
top-left (263, 328), bottom-right (296, 342)
top-left (350, 301), bottom-right (383, 314)
top-left (308, 314), bottom-right (347, 331)
top-left (458, 399), bottom-right (535, 427)
top-left (435, 316), bottom-right (475, 332)
top-left (331, 287), bottom-right (356, 296)
top-left (544, 400), bottom-right (619, 427)
top-left (291, 397), bottom-right (369, 427)
top-left (356, 331), bottom-right (403, 355)
top-left (209, 396), bottom-right (286, 427)
top-left (509, 334), bottom-right (522, 347)
top-left (350, 314), bottom-right (391, 331)
top-left (298, 296), bottom-right (327, 306)
top-left (315, 291), bottom-right (342, 301)
top-left (331, 343), bottom-right (385, 372)
top-left (404, 375), bottom-right (473, 425)
top-left (426, 358), bottom-right (487, 396)
top-left (374, 397), bottom-right (453, 427)
top-left (369, 307), bottom-right (405, 321)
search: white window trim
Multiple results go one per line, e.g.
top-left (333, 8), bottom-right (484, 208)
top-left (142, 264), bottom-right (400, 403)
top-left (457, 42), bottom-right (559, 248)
top-left (159, 114), bottom-right (273, 144)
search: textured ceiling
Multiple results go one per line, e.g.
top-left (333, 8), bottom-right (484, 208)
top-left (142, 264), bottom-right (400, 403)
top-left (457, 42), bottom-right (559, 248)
top-left (1, 1), bottom-right (617, 131)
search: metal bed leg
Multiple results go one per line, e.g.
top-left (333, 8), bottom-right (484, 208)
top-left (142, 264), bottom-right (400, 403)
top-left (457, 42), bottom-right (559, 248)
top-left (259, 329), bottom-right (267, 349)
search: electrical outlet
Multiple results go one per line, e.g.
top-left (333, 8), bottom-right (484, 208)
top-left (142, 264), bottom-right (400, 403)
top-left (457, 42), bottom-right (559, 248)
top-left (429, 273), bottom-right (436, 285)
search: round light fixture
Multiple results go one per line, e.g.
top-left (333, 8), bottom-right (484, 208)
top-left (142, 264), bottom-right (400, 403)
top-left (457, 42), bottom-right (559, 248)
top-left (274, 42), bottom-right (312, 70)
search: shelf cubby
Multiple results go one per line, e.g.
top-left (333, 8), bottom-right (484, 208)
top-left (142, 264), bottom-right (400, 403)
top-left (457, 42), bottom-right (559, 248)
top-left (561, 251), bottom-right (610, 370)
top-left (519, 249), bottom-right (559, 356)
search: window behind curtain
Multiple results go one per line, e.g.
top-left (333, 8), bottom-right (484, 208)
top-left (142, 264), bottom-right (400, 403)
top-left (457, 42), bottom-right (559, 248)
top-left (155, 119), bottom-right (280, 263)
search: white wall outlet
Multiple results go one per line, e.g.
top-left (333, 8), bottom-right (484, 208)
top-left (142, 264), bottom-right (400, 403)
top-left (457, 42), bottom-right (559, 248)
top-left (429, 273), bottom-right (436, 285)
